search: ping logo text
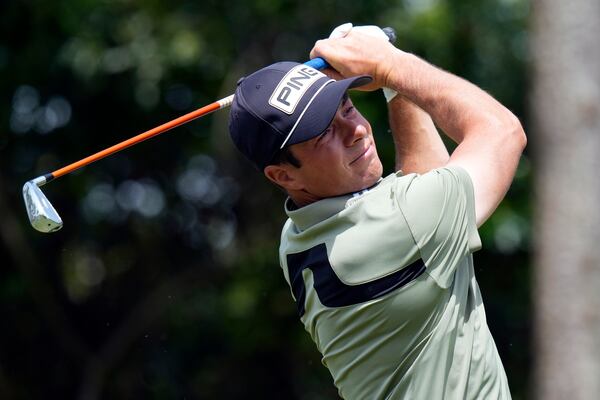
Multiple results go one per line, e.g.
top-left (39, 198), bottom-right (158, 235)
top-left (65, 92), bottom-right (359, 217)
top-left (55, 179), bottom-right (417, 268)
top-left (269, 66), bottom-right (324, 114)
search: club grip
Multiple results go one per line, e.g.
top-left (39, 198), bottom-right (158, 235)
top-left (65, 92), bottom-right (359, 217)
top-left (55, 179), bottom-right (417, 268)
top-left (304, 26), bottom-right (396, 70)
top-left (304, 57), bottom-right (328, 70)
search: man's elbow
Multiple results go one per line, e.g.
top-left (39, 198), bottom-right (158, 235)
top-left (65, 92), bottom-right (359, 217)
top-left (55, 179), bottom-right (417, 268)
top-left (508, 114), bottom-right (527, 152)
top-left (493, 112), bottom-right (527, 152)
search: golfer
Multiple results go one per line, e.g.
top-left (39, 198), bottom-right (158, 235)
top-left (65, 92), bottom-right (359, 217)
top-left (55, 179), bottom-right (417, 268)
top-left (228, 24), bottom-right (526, 399)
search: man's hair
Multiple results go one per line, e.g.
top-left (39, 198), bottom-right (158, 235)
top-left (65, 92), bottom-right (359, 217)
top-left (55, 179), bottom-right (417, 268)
top-left (269, 146), bottom-right (301, 168)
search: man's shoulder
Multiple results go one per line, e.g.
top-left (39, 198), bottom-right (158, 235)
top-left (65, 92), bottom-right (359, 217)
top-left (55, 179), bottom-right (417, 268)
top-left (390, 166), bottom-right (475, 205)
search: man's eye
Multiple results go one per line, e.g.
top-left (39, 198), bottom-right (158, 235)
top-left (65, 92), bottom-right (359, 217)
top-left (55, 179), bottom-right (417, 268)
top-left (343, 105), bottom-right (355, 117)
top-left (317, 128), bottom-right (332, 143)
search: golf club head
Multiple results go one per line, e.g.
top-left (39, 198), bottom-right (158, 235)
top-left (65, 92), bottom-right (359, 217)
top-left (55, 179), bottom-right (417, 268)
top-left (22, 180), bottom-right (63, 233)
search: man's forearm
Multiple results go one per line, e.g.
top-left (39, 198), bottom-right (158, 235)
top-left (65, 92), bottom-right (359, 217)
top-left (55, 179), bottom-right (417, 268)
top-left (384, 51), bottom-right (518, 145)
top-left (388, 95), bottom-right (449, 174)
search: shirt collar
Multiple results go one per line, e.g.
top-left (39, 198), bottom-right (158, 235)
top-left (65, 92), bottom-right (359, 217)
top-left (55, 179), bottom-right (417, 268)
top-left (284, 195), bottom-right (350, 231)
top-left (284, 178), bottom-right (384, 231)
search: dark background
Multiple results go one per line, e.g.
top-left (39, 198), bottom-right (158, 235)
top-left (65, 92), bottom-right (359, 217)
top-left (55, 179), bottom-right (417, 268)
top-left (0, 0), bottom-right (531, 398)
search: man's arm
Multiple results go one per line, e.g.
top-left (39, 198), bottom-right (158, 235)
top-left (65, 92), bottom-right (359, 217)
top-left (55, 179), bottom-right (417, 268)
top-left (388, 95), bottom-right (449, 174)
top-left (310, 32), bottom-right (526, 226)
top-left (386, 51), bottom-right (527, 226)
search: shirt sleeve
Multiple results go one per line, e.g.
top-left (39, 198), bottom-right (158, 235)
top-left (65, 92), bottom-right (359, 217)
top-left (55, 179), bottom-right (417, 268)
top-left (395, 166), bottom-right (481, 288)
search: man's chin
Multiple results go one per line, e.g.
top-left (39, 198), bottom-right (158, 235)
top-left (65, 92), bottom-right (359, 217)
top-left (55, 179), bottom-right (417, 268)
top-left (350, 172), bottom-right (383, 194)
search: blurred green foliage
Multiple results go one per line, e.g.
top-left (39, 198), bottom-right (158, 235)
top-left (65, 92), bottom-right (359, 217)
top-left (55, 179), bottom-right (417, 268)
top-left (0, 0), bottom-right (530, 398)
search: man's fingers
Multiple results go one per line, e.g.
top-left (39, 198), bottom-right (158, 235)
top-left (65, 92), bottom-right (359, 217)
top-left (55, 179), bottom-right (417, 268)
top-left (319, 67), bottom-right (344, 81)
top-left (309, 31), bottom-right (395, 91)
top-left (309, 39), bottom-right (329, 61)
top-left (329, 22), bottom-right (353, 39)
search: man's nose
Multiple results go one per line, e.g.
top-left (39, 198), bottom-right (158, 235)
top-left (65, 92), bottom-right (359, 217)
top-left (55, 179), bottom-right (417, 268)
top-left (342, 120), bottom-right (368, 146)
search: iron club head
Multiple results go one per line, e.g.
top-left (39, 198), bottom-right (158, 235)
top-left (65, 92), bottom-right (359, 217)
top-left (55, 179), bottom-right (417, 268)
top-left (22, 177), bottom-right (63, 233)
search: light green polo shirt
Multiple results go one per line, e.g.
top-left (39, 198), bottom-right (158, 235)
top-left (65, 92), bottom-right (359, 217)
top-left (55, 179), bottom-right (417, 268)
top-left (279, 166), bottom-right (510, 399)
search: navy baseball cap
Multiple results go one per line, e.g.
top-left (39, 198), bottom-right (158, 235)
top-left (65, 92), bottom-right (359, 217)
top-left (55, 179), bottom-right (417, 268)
top-left (228, 61), bottom-right (372, 170)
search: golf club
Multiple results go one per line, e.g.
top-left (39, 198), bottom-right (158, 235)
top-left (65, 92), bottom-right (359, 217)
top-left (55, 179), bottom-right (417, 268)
top-left (23, 28), bottom-right (396, 233)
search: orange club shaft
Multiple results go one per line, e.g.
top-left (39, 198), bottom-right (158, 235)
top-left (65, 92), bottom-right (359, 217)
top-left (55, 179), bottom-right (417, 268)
top-left (47, 95), bottom-right (234, 182)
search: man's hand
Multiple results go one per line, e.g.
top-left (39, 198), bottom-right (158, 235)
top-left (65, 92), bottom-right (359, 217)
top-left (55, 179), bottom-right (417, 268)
top-left (328, 23), bottom-right (390, 41)
top-left (310, 30), bottom-right (399, 91)
top-left (326, 23), bottom-right (399, 102)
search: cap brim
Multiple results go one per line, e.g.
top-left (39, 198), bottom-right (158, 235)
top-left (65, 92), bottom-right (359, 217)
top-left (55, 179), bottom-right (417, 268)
top-left (284, 75), bottom-right (372, 147)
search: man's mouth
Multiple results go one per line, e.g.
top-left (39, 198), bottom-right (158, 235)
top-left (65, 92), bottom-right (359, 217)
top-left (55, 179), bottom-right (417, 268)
top-left (350, 143), bottom-right (373, 165)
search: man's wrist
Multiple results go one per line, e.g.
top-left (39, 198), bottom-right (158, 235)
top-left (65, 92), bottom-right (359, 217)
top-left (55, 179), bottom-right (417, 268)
top-left (380, 48), bottom-right (412, 100)
top-left (385, 52), bottom-right (433, 105)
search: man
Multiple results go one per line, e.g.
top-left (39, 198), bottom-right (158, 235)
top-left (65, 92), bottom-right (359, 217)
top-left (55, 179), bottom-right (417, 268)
top-left (228, 24), bottom-right (526, 399)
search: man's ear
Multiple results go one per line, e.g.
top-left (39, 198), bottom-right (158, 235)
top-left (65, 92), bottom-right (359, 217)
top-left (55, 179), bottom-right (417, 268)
top-left (264, 164), bottom-right (303, 191)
